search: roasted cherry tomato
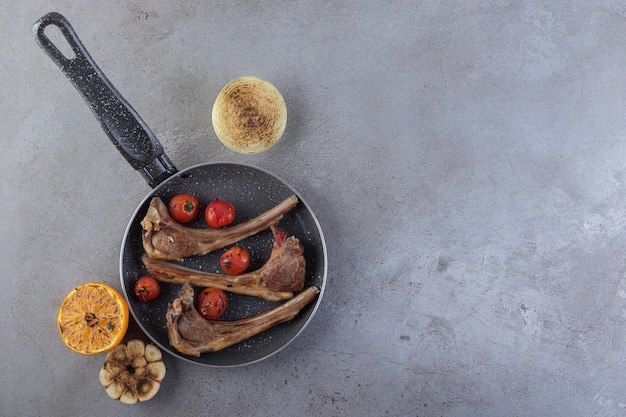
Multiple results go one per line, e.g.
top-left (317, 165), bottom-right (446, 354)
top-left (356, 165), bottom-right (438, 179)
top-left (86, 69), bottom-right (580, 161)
top-left (168, 193), bottom-right (200, 223)
top-left (134, 276), bottom-right (161, 302)
top-left (220, 246), bottom-right (251, 275)
top-left (197, 288), bottom-right (228, 320)
top-left (205, 199), bottom-right (235, 228)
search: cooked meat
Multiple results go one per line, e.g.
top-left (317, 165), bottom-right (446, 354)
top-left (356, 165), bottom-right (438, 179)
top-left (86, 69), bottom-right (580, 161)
top-left (140, 194), bottom-right (298, 261)
top-left (166, 282), bottom-right (320, 356)
top-left (142, 226), bottom-right (305, 302)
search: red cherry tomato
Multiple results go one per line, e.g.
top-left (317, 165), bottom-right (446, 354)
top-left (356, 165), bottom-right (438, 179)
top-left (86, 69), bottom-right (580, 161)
top-left (220, 246), bottom-right (251, 275)
top-left (168, 194), bottom-right (200, 223)
top-left (134, 276), bottom-right (161, 302)
top-left (197, 288), bottom-right (228, 319)
top-left (205, 199), bottom-right (235, 228)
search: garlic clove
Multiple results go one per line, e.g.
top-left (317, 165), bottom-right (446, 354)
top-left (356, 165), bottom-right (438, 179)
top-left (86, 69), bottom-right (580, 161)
top-left (144, 343), bottom-right (162, 362)
top-left (126, 339), bottom-right (145, 359)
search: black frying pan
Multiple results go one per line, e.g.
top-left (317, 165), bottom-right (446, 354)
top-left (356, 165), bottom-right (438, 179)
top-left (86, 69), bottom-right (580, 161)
top-left (33, 12), bottom-right (327, 367)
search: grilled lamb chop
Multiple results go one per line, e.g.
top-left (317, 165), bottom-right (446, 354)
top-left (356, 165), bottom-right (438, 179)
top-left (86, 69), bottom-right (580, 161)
top-left (166, 282), bottom-right (320, 356)
top-left (141, 194), bottom-right (298, 261)
top-left (142, 226), bottom-right (305, 301)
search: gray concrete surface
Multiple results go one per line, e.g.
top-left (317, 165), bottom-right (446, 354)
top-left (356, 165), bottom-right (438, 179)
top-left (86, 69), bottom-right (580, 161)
top-left (3, 1), bottom-right (626, 416)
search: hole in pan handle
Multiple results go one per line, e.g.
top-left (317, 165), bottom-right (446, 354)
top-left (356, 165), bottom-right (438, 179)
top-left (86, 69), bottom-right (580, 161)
top-left (32, 12), bottom-right (177, 188)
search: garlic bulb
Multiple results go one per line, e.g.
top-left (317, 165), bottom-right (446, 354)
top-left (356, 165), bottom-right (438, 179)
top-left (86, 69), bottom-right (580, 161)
top-left (99, 340), bottom-right (166, 404)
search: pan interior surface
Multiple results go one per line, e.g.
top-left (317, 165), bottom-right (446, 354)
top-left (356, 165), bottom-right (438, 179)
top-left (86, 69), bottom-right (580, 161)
top-left (120, 162), bottom-right (326, 366)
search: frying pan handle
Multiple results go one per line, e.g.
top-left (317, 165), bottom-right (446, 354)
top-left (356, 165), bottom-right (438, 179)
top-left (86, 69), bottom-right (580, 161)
top-left (33, 12), bottom-right (177, 188)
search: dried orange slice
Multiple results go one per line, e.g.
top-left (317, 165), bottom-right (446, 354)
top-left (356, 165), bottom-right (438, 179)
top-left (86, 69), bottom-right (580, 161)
top-left (57, 282), bottom-right (129, 355)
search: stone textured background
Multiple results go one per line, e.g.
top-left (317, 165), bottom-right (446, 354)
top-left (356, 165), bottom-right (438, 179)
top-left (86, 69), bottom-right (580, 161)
top-left (4, 1), bottom-right (626, 416)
